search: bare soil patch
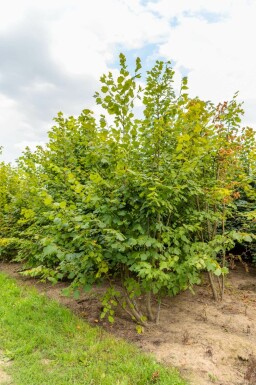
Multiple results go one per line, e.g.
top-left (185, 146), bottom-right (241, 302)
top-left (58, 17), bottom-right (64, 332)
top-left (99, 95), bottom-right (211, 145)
top-left (1, 262), bottom-right (256, 385)
top-left (0, 352), bottom-right (12, 385)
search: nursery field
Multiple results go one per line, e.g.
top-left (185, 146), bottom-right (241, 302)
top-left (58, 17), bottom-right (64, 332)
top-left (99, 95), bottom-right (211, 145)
top-left (0, 55), bottom-right (255, 385)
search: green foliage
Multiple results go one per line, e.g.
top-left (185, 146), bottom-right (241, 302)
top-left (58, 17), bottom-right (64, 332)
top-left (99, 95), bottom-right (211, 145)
top-left (0, 53), bottom-right (255, 323)
top-left (0, 237), bottom-right (21, 260)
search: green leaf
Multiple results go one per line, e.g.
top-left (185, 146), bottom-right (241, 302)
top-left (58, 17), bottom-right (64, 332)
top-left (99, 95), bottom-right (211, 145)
top-left (43, 245), bottom-right (58, 256)
top-left (243, 234), bottom-right (252, 242)
top-left (59, 201), bottom-right (67, 209)
top-left (73, 290), bottom-right (80, 300)
top-left (214, 268), bottom-right (222, 277)
top-left (44, 196), bottom-right (53, 206)
top-left (83, 284), bottom-right (92, 293)
top-left (62, 288), bottom-right (71, 297)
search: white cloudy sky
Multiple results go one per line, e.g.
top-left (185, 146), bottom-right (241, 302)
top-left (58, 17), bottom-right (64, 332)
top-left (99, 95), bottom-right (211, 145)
top-left (0, 0), bottom-right (255, 162)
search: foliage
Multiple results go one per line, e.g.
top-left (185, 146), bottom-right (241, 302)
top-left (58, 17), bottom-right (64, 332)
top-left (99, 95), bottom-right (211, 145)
top-left (0, 237), bottom-right (21, 260)
top-left (0, 54), bottom-right (255, 324)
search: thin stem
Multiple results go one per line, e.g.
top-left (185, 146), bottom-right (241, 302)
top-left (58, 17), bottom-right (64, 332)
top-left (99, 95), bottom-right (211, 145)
top-left (221, 274), bottom-right (225, 301)
top-left (221, 204), bottom-right (226, 300)
top-left (155, 299), bottom-right (162, 325)
top-left (123, 289), bottom-right (147, 327)
top-left (146, 292), bottom-right (154, 322)
top-left (208, 271), bottom-right (219, 301)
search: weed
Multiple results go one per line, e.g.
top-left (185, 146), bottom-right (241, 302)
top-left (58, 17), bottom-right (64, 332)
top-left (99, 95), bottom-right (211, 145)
top-left (208, 373), bottom-right (219, 383)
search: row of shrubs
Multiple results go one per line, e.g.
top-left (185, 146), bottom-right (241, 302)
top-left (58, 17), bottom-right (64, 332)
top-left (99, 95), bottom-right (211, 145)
top-left (0, 54), bottom-right (255, 325)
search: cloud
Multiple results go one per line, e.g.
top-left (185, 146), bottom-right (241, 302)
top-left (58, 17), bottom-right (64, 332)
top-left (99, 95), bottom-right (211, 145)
top-left (0, 0), bottom-right (171, 162)
top-left (0, 0), bottom-right (255, 163)
top-left (48, 0), bottom-right (170, 76)
top-left (0, 93), bottom-right (33, 163)
top-left (0, 15), bottom-right (98, 162)
top-left (149, 1), bottom-right (256, 125)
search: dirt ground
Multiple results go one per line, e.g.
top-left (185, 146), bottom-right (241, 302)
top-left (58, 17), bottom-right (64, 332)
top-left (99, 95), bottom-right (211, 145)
top-left (1, 262), bottom-right (256, 385)
top-left (0, 352), bottom-right (12, 385)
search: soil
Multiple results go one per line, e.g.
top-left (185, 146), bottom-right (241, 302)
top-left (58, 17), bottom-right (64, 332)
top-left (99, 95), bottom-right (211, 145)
top-left (0, 352), bottom-right (12, 385)
top-left (1, 261), bottom-right (256, 385)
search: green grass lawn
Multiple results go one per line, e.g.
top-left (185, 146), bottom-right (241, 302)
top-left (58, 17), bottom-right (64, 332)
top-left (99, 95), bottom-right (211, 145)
top-left (0, 273), bottom-right (187, 385)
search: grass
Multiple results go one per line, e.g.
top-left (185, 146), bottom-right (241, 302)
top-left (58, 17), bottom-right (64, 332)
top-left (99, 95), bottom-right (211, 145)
top-left (0, 273), bottom-right (187, 385)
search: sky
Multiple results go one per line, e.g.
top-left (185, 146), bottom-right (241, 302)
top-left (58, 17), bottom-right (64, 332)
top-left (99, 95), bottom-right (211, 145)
top-left (0, 0), bottom-right (255, 163)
